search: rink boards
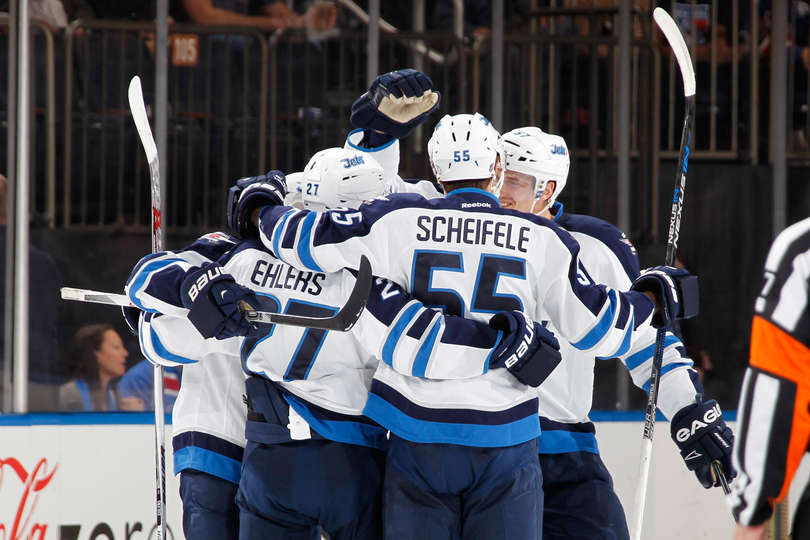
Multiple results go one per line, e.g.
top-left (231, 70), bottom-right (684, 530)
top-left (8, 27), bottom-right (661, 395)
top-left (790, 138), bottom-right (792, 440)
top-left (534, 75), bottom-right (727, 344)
top-left (1, 413), bottom-right (807, 539)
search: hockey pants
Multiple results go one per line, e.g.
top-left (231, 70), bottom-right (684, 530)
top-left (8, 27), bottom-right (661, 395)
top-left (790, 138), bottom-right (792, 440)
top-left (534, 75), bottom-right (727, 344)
top-left (383, 434), bottom-right (543, 540)
top-left (236, 438), bottom-right (385, 540)
top-left (179, 469), bottom-right (239, 540)
top-left (539, 451), bottom-right (629, 540)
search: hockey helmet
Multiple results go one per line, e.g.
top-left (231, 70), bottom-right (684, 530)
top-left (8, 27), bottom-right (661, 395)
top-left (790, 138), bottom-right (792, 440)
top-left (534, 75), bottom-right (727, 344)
top-left (427, 113), bottom-right (501, 191)
top-left (499, 127), bottom-right (569, 213)
top-left (299, 147), bottom-right (387, 211)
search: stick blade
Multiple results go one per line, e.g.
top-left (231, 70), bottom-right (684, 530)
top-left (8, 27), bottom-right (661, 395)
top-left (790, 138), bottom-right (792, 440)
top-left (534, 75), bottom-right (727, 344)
top-left (653, 7), bottom-right (696, 97)
top-left (128, 76), bottom-right (158, 164)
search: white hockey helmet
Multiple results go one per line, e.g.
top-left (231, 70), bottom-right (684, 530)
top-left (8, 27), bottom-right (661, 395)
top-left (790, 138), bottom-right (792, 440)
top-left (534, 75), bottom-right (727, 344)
top-left (427, 113), bottom-right (501, 190)
top-left (299, 147), bottom-right (387, 211)
top-left (499, 127), bottom-right (569, 212)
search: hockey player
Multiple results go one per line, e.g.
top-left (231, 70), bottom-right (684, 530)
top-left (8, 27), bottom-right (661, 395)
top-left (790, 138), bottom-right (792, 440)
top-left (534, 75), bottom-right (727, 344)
top-left (129, 150), bottom-right (560, 540)
top-left (231, 113), bottom-right (700, 539)
top-left (728, 216), bottom-right (810, 540)
top-left (124, 231), bottom-right (249, 540)
top-left (497, 126), bottom-right (735, 538)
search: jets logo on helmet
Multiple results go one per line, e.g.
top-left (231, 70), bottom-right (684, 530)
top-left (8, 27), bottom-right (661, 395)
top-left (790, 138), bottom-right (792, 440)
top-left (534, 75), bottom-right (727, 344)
top-left (427, 113), bottom-right (502, 192)
top-left (499, 126), bottom-right (570, 214)
top-left (299, 147), bottom-right (387, 211)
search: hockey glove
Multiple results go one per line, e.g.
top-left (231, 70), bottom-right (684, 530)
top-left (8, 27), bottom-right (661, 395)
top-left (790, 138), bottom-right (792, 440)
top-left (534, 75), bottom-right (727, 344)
top-left (350, 69), bottom-right (441, 140)
top-left (630, 266), bottom-right (698, 328)
top-left (180, 262), bottom-right (259, 340)
top-left (489, 311), bottom-right (562, 387)
top-left (227, 170), bottom-right (287, 239)
top-left (670, 396), bottom-right (736, 489)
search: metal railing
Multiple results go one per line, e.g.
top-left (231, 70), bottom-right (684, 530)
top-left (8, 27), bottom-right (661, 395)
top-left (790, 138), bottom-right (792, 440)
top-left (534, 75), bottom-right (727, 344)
top-left (0, 14), bottom-right (56, 228)
top-left (2, 3), bottom-right (807, 233)
top-left (61, 20), bottom-right (269, 231)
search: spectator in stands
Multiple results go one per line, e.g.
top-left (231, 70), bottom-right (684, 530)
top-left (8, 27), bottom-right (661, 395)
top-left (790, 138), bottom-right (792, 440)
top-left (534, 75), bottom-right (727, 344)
top-left (174, 0), bottom-right (336, 32)
top-left (759, 0), bottom-right (810, 151)
top-left (670, 1), bottom-right (750, 149)
top-left (0, 174), bottom-right (66, 412)
top-left (432, 0), bottom-right (529, 39)
top-left (59, 324), bottom-right (127, 411)
top-left (117, 359), bottom-right (182, 412)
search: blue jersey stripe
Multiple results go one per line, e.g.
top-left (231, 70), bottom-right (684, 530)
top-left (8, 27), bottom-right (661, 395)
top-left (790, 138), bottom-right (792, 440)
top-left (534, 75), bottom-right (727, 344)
top-left (284, 394), bottom-right (387, 450)
top-left (412, 320), bottom-right (442, 377)
top-left (371, 380), bottom-right (538, 424)
top-left (625, 334), bottom-right (681, 370)
top-left (572, 289), bottom-right (617, 350)
top-left (597, 312), bottom-right (635, 360)
top-left (382, 303), bottom-right (422, 367)
top-left (173, 430), bottom-right (244, 461)
top-left (271, 208), bottom-right (295, 260)
top-left (297, 212), bottom-right (324, 272)
top-left (150, 326), bottom-right (197, 365)
top-left (128, 258), bottom-right (183, 311)
top-left (642, 361), bottom-right (694, 392)
top-left (537, 430), bottom-right (600, 454)
top-left (173, 446), bottom-right (242, 484)
top-left (364, 393), bottom-right (540, 447)
top-left (482, 330), bottom-right (503, 374)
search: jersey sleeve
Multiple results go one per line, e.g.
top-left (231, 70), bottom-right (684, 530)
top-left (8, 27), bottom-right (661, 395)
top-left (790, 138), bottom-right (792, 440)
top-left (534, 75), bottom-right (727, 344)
top-left (729, 218), bottom-right (810, 526)
top-left (537, 224), bottom-right (657, 360)
top-left (344, 128), bottom-right (443, 199)
top-left (125, 232), bottom-right (239, 317)
top-left (351, 273), bottom-right (505, 380)
top-left (139, 311), bottom-right (241, 367)
top-left (256, 194), bottom-right (424, 280)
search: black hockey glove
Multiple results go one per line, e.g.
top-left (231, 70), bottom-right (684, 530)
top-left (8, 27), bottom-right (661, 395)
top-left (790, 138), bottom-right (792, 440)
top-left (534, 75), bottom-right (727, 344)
top-left (489, 311), bottom-right (562, 387)
top-left (670, 397), bottom-right (736, 489)
top-left (121, 306), bottom-right (141, 336)
top-left (630, 266), bottom-right (698, 328)
top-left (181, 262), bottom-right (259, 340)
top-left (350, 69), bottom-right (441, 140)
top-left (227, 170), bottom-right (287, 239)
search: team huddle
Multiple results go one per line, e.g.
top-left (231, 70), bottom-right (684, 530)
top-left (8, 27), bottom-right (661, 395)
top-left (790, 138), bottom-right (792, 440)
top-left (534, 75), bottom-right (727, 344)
top-left (123, 70), bottom-right (735, 540)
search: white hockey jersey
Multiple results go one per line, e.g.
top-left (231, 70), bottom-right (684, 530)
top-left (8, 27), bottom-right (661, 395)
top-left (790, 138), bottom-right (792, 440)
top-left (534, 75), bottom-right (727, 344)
top-left (536, 204), bottom-right (700, 454)
top-left (128, 236), bottom-right (507, 450)
top-left (126, 232), bottom-right (247, 484)
top-left (255, 189), bottom-right (659, 448)
top-left (345, 131), bottom-right (701, 454)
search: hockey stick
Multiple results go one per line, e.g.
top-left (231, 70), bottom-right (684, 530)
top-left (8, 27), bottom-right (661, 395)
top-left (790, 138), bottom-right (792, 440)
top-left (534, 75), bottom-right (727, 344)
top-left (128, 75), bottom-right (167, 540)
top-left (629, 8), bottom-right (716, 540)
top-left (58, 255), bottom-right (372, 331)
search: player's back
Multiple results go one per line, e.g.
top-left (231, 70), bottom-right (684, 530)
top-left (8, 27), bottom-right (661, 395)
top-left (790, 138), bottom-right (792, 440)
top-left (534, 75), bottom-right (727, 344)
top-left (258, 188), bottom-right (656, 447)
top-left (221, 241), bottom-right (378, 419)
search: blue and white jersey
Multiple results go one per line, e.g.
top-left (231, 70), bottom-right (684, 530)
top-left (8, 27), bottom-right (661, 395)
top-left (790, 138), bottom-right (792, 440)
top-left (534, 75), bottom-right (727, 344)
top-left (128, 237), bottom-right (505, 450)
top-left (255, 190), bottom-right (658, 448)
top-left (127, 231), bottom-right (248, 485)
top-left (536, 204), bottom-right (701, 455)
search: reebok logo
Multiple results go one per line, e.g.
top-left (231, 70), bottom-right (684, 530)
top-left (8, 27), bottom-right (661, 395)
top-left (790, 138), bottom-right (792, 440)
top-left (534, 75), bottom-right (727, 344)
top-left (461, 202), bottom-right (492, 209)
top-left (675, 403), bottom-right (722, 442)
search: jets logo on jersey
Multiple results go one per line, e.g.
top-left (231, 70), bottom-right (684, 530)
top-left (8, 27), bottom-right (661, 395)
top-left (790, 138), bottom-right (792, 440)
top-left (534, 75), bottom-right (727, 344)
top-left (675, 403), bottom-right (722, 442)
top-left (342, 155), bottom-right (365, 168)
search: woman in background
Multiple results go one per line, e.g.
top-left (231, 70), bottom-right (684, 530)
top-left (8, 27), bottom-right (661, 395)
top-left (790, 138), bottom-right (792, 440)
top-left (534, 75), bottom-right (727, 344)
top-left (59, 324), bottom-right (128, 411)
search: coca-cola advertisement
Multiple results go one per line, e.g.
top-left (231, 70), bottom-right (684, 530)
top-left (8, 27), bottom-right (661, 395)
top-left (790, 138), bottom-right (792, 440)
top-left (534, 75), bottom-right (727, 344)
top-left (1, 423), bottom-right (181, 540)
